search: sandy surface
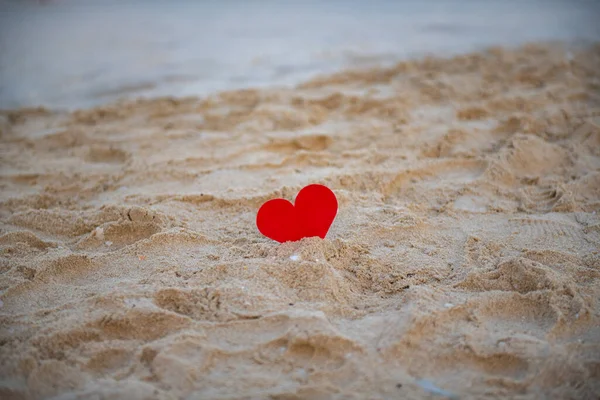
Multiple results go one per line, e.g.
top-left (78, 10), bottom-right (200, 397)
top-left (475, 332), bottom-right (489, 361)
top-left (1, 42), bottom-right (600, 399)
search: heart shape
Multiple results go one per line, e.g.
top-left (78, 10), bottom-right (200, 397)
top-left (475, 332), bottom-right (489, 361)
top-left (256, 184), bottom-right (338, 243)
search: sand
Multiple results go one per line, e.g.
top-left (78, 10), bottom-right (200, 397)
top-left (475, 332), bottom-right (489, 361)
top-left (1, 42), bottom-right (600, 400)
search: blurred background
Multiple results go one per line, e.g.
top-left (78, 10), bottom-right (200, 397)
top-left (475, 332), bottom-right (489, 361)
top-left (1, 0), bottom-right (599, 110)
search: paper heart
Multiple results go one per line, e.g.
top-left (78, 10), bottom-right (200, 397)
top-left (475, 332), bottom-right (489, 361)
top-left (256, 184), bottom-right (338, 243)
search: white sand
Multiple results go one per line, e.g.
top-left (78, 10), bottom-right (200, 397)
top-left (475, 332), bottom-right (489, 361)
top-left (1, 42), bottom-right (599, 399)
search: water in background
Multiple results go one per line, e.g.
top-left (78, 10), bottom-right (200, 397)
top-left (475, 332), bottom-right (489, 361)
top-left (0, 0), bottom-right (599, 110)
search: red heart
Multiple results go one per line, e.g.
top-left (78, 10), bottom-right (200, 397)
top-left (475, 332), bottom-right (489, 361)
top-left (256, 184), bottom-right (338, 243)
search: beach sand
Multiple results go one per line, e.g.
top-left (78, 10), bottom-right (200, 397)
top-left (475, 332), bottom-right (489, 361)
top-left (1, 42), bottom-right (600, 399)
